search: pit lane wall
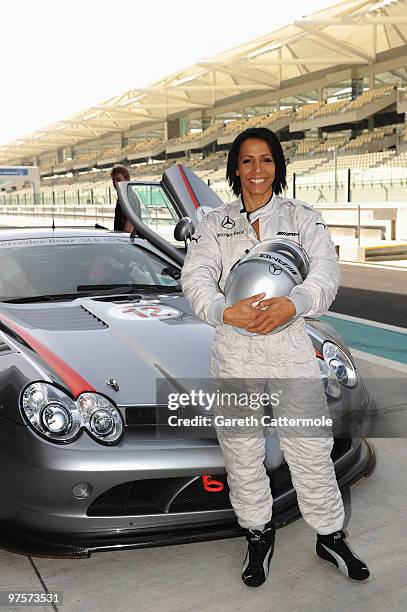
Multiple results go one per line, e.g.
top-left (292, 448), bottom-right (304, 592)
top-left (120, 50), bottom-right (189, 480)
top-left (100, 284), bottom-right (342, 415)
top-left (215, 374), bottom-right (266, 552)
top-left (0, 205), bottom-right (177, 245)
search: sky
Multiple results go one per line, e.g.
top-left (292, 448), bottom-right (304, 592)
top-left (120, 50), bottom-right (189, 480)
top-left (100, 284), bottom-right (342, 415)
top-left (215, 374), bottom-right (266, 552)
top-left (0, 0), bottom-right (336, 145)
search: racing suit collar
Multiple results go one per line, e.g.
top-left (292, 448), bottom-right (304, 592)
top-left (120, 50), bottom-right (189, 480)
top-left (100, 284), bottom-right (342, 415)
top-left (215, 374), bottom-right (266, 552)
top-left (239, 193), bottom-right (277, 224)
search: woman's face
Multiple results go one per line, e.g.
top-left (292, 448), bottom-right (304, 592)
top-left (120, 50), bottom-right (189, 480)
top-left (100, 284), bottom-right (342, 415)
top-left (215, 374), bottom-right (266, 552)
top-left (236, 138), bottom-right (275, 203)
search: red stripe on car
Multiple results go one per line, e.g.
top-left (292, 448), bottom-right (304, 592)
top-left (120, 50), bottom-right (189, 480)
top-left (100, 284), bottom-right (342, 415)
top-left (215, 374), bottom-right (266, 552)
top-left (0, 314), bottom-right (95, 397)
top-left (177, 165), bottom-right (200, 209)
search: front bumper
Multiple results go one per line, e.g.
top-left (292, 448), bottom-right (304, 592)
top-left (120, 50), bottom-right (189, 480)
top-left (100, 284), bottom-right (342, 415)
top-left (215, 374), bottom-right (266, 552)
top-left (0, 435), bottom-right (376, 558)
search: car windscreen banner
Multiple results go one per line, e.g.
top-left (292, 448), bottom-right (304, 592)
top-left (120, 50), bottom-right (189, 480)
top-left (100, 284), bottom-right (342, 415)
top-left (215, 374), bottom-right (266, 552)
top-left (0, 236), bottom-right (134, 250)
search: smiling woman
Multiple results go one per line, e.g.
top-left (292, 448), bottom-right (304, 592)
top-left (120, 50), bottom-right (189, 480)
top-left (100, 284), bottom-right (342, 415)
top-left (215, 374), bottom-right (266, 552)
top-left (181, 126), bottom-right (370, 587)
top-left (226, 128), bottom-right (287, 213)
top-left (236, 140), bottom-right (275, 238)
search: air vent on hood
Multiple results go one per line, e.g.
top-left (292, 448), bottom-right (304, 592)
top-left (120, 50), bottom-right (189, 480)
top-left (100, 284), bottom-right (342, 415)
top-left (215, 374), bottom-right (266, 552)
top-left (0, 305), bottom-right (108, 331)
top-left (0, 339), bottom-right (11, 354)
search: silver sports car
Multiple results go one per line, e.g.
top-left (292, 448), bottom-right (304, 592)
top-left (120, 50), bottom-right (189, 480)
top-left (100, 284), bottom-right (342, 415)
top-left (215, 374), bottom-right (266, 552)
top-left (0, 166), bottom-right (375, 557)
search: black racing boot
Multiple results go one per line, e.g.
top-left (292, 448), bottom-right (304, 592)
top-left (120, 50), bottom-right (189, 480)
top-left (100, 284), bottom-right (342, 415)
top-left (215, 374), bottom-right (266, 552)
top-left (242, 521), bottom-right (276, 587)
top-left (316, 530), bottom-right (370, 581)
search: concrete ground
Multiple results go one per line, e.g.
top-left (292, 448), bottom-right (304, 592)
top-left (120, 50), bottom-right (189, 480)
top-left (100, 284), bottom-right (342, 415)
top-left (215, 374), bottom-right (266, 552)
top-left (1, 354), bottom-right (405, 612)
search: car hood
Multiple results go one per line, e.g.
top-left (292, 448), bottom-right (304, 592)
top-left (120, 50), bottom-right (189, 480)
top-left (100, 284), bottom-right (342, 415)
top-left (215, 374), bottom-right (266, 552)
top-left (0, 296), bottom-right (346, 406)
top-left (0, 294), bottom-right (214, 404)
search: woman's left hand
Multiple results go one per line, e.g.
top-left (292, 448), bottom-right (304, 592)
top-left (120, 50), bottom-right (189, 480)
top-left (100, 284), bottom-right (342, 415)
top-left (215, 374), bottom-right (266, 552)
top-left (245, 296), bottom-right (296, 335)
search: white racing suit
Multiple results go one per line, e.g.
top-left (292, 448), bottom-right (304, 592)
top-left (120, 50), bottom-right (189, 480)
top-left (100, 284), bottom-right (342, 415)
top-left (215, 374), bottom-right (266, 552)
top-left (181, 194), bottom-right (345, 534)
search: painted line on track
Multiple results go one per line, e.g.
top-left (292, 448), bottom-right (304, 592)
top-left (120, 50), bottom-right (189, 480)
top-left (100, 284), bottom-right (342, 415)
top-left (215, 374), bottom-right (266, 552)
top-left (339, 260), bottom-right (407, 272)
top-left (321, 313), bottom-right (407, 365)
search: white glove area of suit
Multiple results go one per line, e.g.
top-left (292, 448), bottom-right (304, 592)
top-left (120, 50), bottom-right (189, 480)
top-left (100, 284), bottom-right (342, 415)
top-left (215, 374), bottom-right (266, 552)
top-left (181, 194), bottom-right (345, 533)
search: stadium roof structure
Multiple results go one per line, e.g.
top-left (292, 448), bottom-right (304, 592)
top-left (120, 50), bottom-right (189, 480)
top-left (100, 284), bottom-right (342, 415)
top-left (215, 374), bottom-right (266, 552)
top-left (1, 0), bottom-right (407, 164)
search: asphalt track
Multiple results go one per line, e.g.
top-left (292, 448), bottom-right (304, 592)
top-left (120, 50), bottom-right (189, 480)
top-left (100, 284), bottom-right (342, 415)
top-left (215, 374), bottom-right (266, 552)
top-left (333, 263), bottom-right (407, 328)
top-left (322, 263), bottom-right (407, 367)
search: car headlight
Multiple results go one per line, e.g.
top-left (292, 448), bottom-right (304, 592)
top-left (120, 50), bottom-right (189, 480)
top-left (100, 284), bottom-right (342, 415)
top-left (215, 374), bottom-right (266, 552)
top-left (78, 393), bottom-right (123, 443)
top-left (41, 403), bottom-right (72, 433)
top-left (21, 383), bottom-right (124, 444)
top-left (22, 383), bottom-right (82, 442)
top-left (318, 359), bottom-right (341, 399)
top-left (322, 342), bottom-right (357, 388)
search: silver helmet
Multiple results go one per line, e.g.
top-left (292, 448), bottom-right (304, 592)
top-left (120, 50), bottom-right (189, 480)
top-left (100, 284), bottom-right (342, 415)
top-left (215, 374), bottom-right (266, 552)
top-left (224, 238), bottom-right (309, 336)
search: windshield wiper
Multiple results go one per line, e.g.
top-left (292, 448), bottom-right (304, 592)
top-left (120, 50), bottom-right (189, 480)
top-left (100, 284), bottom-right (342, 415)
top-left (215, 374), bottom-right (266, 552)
top-left (2, 292), bottom-right (95, 304)
top-left (2, 284), bottom-right (182, 304)
top-left (77, 283), bottom-right (182, 294)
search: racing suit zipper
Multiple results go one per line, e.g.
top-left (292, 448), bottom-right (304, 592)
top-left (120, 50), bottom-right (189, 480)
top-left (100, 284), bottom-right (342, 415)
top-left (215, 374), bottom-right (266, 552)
top-left (244, 216), bottom-right (260, 244)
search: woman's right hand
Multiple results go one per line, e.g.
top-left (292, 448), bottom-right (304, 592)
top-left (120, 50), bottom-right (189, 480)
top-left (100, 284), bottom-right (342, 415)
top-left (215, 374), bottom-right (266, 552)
top-left (222, 292), bottom-right (266, 328)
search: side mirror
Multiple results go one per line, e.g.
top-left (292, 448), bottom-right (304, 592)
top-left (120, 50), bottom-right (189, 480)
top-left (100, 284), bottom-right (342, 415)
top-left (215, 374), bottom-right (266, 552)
top-left (161, 267), bottom-right (181, 280)
top-left (174, 217), bottom-right (193, 250)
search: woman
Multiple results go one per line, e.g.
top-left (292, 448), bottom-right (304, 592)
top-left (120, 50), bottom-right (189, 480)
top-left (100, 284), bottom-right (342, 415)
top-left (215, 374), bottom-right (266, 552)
top-left (181, 128), bottom-right (369, 587)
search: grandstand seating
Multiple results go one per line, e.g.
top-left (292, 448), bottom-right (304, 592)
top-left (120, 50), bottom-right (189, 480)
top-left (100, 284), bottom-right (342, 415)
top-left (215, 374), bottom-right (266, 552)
top-left (248, 109), bottom-right (292, 127)
top-left (169, 125), bottom-right (218, 148)
top-left (313, 136), bottom-right (349, 153)
top-left (286, 157), bottom-right (328, 175)
top-left (72, 151), bottom-right (98, 166)
top-left (281, 140), bottom-right (298, 157)
top-left (218, 109), bottom-right (292, 138)
top-left (315, 150), bottom-right (395, 173)
top-left (187, 151), bottom-right (226, 171)
top-left (381, 150), bottom-right (407, 168)
top-left (290, 86), bottom-right (396, 126)
top-left (344, 127), bottom-right (394, 150)
top-left (344, 84), bottom-right (395, 112)
top-left (6, 142), bottom-right (407, 210)
top-left (98, 147), bottom-right (123, 160)
top-left (4, 80), bottom-right (406, 208)
top-left (221, 118), bottom-right (248, 135)
top-left (293, 101), bottom-right (325, 122)
top-left (269, 109), bottom-right (292, 122)
top-left (39, 161), bottom-right (56, 174)
top-left (124, 139), bottom-right (161, 155)
top-left (30, 125), bottom-right (407, 195)
top-left (27, 86), bottom-right (404, 180)
top-left (296, 139), bottom-right (319, 155)
top-left (312, 100), bottom-right (349, 119)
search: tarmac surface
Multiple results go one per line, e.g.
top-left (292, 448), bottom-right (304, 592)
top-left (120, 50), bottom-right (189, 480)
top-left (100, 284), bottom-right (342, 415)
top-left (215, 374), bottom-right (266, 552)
top-left (333, 262), bottom-right (407, 327)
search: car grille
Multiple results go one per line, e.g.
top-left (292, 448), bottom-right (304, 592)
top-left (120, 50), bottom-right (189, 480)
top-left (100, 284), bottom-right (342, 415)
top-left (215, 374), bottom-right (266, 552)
top-left (87, 465), bottom-right (293, 517)
top-left (168, 476), bottom-right (231, 513)
top-left (124, 405), bottom-right (188, 428)
top-left (88, 476), bottom-right (204, 516)
top-left (125, 406), bottom-right (161, 427)
top-left (86, 438), bottom-right (352, 517)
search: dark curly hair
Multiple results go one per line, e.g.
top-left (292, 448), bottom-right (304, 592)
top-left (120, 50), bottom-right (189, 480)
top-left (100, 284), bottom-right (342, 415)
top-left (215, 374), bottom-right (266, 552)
top-left (111, 165), bottom-right (130, 180)
top-left (226, 127), bottom-right (287, 197)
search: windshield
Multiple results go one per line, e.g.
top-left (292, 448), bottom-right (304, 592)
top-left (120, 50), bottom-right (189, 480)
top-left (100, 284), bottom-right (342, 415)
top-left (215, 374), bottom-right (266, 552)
top-left (0, 236), bottom-right (181, 301)
top-left (128, 183), bottom-right (180, 245)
